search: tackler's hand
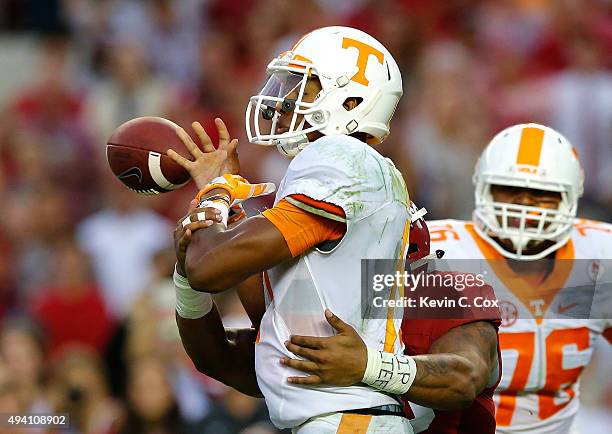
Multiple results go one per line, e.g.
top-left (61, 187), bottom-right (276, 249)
top-left (174, 199), bottom-right (223, 275)
top-left (280, 310), bottom-right (368, 386)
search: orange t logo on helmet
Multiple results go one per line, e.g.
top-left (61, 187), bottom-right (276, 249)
top-left (341, 37), bottom-right (384, 86)
top-left (516, 126), bottom-right (544, 174)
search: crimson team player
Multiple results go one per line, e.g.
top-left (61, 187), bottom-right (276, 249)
top-left (400, 206), bottom-right (501, 433)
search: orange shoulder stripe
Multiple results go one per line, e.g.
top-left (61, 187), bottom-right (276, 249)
top-left (262, 198), bottom-right (346, 257)
top-left (289, 194), bottom-right (346, 218)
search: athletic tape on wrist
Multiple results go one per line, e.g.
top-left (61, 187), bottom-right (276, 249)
top-left (173, 265), bottom-right (213, 319)
top-left (201, 200), bottom-right (229, 227)
top-left (181, 200), bottom-right (229, 228)
top-left (362, 347), bottom-right (417, 395)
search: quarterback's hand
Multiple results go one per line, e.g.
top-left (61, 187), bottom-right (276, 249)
top-left (196, 174), bottom-right (276, 207)
top-left (280, 310), bottom-right (367, 386)
top-left (168, 118), bottom-right (240, 190)
top-left (174, 199), bottom-right (223, 276)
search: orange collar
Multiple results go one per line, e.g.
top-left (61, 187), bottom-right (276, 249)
top-left (465, 223), bottom-right (574, 322)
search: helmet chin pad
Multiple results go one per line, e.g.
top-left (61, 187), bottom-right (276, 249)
top-left (274, 117), bottom-right (309, 158)
top-left (276, 133), bottom-right (310, 158)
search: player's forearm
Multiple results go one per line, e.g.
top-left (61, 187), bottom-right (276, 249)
top-left (185, 215), bottom-right (292, 293)
top-left (184, 222), bottom-right (233, 292)
top-left (360, 322), bottom-right (496, 410)
top-left (404, 321), bottom-right (498, 410)
top-left (176, 307), bottom-right (261, 397)
top-left (403, 353), bottom-right (485, 410)
top-left (184, 184), bottom-right (276, 293)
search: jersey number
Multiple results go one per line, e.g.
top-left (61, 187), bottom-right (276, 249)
top-left (496, 327), bottom-right (590, 426)
top-left (429, 225), bottom-right (460, 242)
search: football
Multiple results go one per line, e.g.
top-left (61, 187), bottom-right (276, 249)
top-left (107, 116), bottom-right (192, 195)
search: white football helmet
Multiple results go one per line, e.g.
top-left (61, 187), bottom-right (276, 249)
top-left (246, 26), bottom-right (403, 157)
top-left (473, 123), bottom-right (584, 260)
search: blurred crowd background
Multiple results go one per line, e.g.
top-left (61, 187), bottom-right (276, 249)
top-left (0, 0), bottom-right (610, 433)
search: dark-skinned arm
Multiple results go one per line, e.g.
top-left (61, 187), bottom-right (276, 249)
top-left (176, 219), bottom-right (267, 396)
top-left (174, 208), bottom-right (270, 396)
top-left (185, 212), bottom-right (293, 293)
top-left (405, 320), bottom-right (498, 409)
top-left (281, 311), bottom-right (498, 411)
top-left (176, 302), bottom-right (261, 397)
top-left (167, 120), bottom-right (275, 394)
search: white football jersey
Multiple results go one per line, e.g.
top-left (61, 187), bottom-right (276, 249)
top-left (427, 219), bottom-right (612, 434)
top-left (255, 135), bottom-right (411, 429)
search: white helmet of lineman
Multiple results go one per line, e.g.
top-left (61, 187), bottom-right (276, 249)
top-left (246, 26), bottom-right (403, 157)
top-left (473, 123), bottom-right (584, 260)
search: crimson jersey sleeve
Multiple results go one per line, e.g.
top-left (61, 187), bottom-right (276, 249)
top-left (401, 271), bottom-right (501, 434)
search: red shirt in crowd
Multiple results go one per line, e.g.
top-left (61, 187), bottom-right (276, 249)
top-left (32, 284), bottom-right (114, 356)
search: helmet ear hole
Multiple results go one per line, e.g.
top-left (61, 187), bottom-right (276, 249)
top-left (343, 97), bottom-right (363, 111)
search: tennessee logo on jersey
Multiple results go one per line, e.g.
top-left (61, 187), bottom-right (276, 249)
top-left (427, 218), bottom-right (612, 434)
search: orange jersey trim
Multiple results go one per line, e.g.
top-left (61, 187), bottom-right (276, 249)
top-left (337, 414), bottom-right (372, 433)
top-left (262, 197), bottom-right (346, 257)
top-left (263, 271), bottom-right (274, 301)
top-left (384, 219), bottom-right (411, 353)
top-left (289, 194), bottom-right (346, 218)
top-left (464, 223), bottom-right (574, 323)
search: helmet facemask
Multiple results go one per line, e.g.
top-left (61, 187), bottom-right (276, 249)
top-left (246, 57), bottom-right (329, 158)
top-left (473, 178), bottom-right (578, 260)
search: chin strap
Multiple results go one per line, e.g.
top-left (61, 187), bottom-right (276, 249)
top-left (275, 118), bottom-right (310, 158)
